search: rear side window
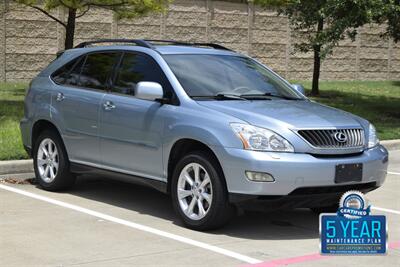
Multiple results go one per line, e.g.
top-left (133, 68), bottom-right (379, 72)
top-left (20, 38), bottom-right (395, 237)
top-left (51, 57), bottom-right (83, 85)
top-left (65, 57), bottom-right (84, 86)
top-left (52, 52), bottom-right (120, 90)
top-left (79, 52), bottom-right (120, 90)
top-left (113, 53), bottom-right (173, 97)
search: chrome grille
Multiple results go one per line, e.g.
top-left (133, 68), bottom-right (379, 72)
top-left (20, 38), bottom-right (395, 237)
top-left (297, 129), bottom-right (365, 149)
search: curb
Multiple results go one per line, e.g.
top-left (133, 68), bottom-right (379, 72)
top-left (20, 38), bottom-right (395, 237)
top-left (0, 159), bottom-right (33, 175)
top-left (0, 140), bottom-right (399, 176)
top-left (380, 140), bottom-right (400, 151)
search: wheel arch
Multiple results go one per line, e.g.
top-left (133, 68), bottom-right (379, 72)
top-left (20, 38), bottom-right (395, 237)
top-left (31, 120), bottom-right (64, 155)
top-left (167, 138), bottom-right (227, 194)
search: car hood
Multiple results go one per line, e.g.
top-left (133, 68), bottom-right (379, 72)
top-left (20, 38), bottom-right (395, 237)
top-left (197, 100), bottom-right (363, 129)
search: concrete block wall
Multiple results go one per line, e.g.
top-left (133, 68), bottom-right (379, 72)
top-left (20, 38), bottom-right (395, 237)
top-left (0, 1), bottom-right (5, 82)
top-left (0, 0), bottom-right (398, 82)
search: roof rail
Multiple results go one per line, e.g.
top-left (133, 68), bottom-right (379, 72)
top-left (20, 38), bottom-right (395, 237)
top-left (74, 39), bottom-right (232, 51)
top-left (192, 43), bottom-right (232, 51)
top-left (74, 39), bottom-right (153, 49)
top-left (145, 39), bottom-right (232, 51)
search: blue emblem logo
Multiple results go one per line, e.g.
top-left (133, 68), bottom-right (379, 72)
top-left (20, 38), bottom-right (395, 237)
top-left (320, 191), bottom-right (387, 255)
top-left (337, 191), bottom-right (371, 218)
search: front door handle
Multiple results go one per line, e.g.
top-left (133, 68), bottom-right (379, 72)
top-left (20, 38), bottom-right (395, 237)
top-left (103, 101), bottom-right (116, 111)
top-left (56, 92), bottom-right (65, 102)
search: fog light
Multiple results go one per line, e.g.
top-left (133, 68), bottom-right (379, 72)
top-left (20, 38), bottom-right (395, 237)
top-left (245, 171), bottom-right (275, 182)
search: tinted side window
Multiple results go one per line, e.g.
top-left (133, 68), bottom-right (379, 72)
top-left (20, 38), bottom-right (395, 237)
top-left (79, 52), bottom-right (120, 90)
top-left (65, 57), bottom-right (84, 86)
top-left (51, 57), bottom-right (83, 85)
top-left (113, 53), bottom-right (173, 97)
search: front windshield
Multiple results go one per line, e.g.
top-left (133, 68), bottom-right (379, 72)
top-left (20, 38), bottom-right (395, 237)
top-left (163, 54), bottom-right (304, 100)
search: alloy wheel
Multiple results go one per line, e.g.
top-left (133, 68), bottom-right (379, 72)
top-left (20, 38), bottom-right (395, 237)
top-left (177, 163), bottom-right (213, 220)
top-left (37, 138), bottom-right (59, 183)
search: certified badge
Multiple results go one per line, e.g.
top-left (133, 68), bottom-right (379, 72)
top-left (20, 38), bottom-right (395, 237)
top-left (338, 190), bottom-right (371, 219)
top-left (320, 191), bottom-right (387, 255)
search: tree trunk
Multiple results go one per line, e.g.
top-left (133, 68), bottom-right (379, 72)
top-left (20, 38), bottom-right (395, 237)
top-left (311, 44), bottom-right (321, 96)
top-left (64, 8), bottom-right (77, 50)
top-left (311, 18), bottom-right (324, 96)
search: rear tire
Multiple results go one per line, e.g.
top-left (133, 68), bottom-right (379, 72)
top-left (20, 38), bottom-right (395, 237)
top-left (33, 130), bottom-right (76, 191)
top-left (171, 151), bottom-right (234, 231)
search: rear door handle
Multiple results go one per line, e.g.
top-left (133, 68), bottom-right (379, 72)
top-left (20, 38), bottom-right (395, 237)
top-left (56, 92), bottom-right (65, 102)
top-left (103, 101), bottom-right (116, 111)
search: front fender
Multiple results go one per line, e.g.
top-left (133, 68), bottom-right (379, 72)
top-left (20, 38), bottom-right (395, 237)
top-left (161, 104), bottom-right (246, 178)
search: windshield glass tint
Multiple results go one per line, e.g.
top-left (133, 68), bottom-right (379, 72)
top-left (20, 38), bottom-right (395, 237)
top-left (163, 54), bottom-right (302, 99)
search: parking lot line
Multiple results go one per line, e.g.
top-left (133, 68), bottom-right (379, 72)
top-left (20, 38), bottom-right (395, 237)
top-left (245, 253), bottom-right (326, 267)
top-left (0, 184), bottom-right (262, 264)
top-left (243, 241), bottom-right (400, 267)
top-left (372, 206), bottom-right (400, 215)
top-left (387, 171), bottom-right (400, 175)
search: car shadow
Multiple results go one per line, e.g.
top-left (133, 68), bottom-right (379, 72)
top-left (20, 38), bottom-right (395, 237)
top-left (65, 175), bottom-right (320, 241)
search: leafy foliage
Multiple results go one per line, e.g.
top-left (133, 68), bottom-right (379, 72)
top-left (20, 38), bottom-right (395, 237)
top-left (253, 0), bottom-right (398, 95)
top-left (15, 0), bottom-right (170, 49)
top-left (16, 0), bottom-right (169, 20)
top-left (254, 0), bottom-right (380, 59)
top-left (372, 0), bottom-right (400, 42)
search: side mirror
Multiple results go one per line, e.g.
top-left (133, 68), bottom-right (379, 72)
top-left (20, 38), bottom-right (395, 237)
top-left (135, 82), bottom-right (164, 101)
top-left (292, 84), bottom-right (305, 95)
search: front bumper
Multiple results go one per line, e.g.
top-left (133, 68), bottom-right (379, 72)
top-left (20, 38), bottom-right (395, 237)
top-left (229, 181), bottom-right (379, 210)
top-left (213, 145), bottom-right (388, 198)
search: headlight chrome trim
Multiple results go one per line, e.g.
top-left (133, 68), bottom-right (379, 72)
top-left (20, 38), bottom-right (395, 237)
top-left (230, 123), bottom-right (294, 152)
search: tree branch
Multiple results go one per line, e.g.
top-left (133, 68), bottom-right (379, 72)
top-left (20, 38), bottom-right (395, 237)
top-left (86, 1), bottom-right (128, 8)
top-left (76, 5), bottom-right (90, 18)
top-left (27, 5), bottom-right (67, 28)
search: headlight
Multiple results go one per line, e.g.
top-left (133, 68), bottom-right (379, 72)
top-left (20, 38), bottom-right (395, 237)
top-left (368, 124), bottom-right (379, 148)
top-left (230, 123), bottom-right (294, 152)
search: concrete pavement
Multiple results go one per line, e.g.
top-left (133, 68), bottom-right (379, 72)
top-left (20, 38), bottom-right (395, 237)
top-left (0, 151), bottom-right (399, 266)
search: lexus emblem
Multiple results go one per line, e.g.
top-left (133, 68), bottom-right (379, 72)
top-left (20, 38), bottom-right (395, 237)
top-left (334, 132), bottom-right (348, 143)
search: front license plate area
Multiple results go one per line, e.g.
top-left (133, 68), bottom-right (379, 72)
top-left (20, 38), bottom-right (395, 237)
top-left (335, 163), bottom-right (363, 183)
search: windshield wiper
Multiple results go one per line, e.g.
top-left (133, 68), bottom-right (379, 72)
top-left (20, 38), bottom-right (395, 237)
top-left (215, 93), bottom-right (248, 100)
top-left (191, 93), bottom-right (248, 101)
top-left (241, 93), bottom-right (301, 100)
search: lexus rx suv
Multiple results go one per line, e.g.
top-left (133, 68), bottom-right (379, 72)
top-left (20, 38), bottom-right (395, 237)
top-left (20, 39), bottom-right (388, 230)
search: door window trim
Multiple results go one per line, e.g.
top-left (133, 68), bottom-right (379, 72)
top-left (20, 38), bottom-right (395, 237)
top-left (50, 49), bottom-right (180, 105)
top-left (50, 50), bottom-right (123, 93)
top-left (109, 51), bottom-right (180, 106)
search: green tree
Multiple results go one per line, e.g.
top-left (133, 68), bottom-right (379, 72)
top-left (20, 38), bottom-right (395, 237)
top-left (372, 0), bottom-right (400, 42)
top-left (15, 0), bottom-right (169, 50)
top-left (254, 0), bottom-right (379, 96)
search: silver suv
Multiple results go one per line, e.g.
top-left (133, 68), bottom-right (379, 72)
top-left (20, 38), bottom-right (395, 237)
top-left (20, 39), bottom-right (388, 230)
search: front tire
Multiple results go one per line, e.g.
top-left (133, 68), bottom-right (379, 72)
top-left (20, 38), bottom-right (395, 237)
top-left (33, 130), bottom-right (76, 191)
top-left (171, 151), bottom-right (234, 231)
